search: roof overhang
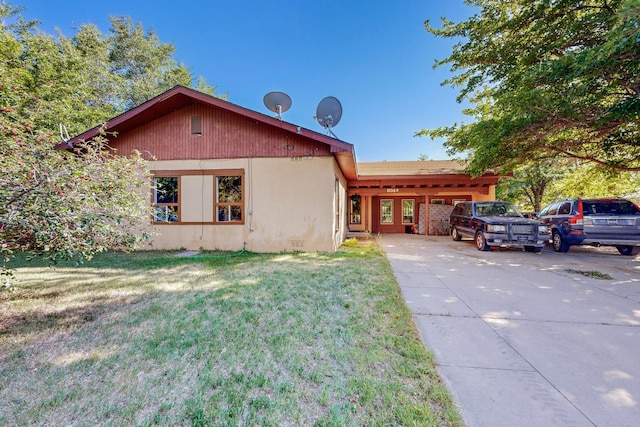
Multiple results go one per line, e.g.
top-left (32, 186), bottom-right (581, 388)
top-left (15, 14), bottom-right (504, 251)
top-left (349, 172), bottom-right (502, 190)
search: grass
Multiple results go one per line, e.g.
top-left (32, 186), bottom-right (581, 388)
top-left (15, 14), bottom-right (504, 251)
top-left (565, 269), bottom-right (613, 280)
top-left (0, 240), bottom-right (461, 426)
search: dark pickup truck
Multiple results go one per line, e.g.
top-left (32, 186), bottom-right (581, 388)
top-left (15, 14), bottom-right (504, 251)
top-left (450, 201), bottom-right (550, 252)
top-left (537, 198), bottom-right (640, 256)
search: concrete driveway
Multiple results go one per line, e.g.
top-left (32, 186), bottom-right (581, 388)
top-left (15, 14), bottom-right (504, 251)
top-left (377, 234), bottom-right (640, 427)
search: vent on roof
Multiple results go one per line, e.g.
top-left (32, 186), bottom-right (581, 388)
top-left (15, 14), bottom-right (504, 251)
top-left (191, 116), bottom-right (202, 136)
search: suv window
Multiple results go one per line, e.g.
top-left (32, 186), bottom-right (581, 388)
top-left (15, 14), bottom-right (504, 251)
top-left (452, 204), bottom-right (464, 216)
top-left (540, 202), bottom-right (559, 216)
top-left (558, 202), bottom-right (572, 215)
top-left (583, 200), bottom-right (640, 216)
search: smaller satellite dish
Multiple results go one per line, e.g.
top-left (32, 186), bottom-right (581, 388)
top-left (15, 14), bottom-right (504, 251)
top-left (315, 96), bottom-right (342, 138)
top-left (263, 91), bottom-right (292, 120)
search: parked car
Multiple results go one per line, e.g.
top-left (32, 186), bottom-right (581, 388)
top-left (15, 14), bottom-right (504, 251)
top-left (450, 201), bottom-right (550, 252)
top-left (537, 198), bottom-right (640, 256)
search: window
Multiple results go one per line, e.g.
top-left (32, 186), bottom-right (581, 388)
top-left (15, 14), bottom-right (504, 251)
top-left (558, 202), bottom-right (572, 215)
top-left (431, 199), bottom-right (445, 205)
top-left (154, 177), bottom-right (179, 222)
top-left (402, 199), bottom-right (414, 224)
top-left (381, 199), bottom-right (393, 224)
top-left (586, 200), bottom-right (640, 215)
top-left (216, 175), bottom-right (243, 222)
top-left (539, 202), bottom-right (558, 216)
top-left (350, 195), bottom-right (361, 224)
top-left (152, 169), bottom-right (244, 224)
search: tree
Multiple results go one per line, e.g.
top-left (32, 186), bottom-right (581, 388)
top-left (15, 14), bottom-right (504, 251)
top-left (0, 2), bottom-right (221, 285)
top-left (1, 106), bottom-right (154, 285)
top-left (496, 161), bottom-right (563, 212)
top-left (418, 0), bottom-right (640, 176)
top-left (497, 160), bottom-right (640, 212)
top-left (544, 163), bottom-right (640, 202)
top-left (107, 16), bottom-right (191, 109)
top-left (1, 3), bottom-right (222, 134)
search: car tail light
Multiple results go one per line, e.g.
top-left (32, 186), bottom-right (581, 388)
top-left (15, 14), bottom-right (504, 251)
top-left (568, 200), bottom-right (583, 225)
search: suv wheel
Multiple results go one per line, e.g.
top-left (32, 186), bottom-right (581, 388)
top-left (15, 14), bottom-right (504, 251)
top-left (475, 231), bottom-right (490, 251)
top-left (616, 246), bottom-right (640, 256)
top-left (552, 230), bottom-right (570, 253)
top-left (451, 226), bottom-right (462, 241)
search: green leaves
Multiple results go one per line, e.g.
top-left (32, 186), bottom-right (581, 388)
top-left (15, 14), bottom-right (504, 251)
top-left (0, 118), bottom-right (154, 269)
top-left (0, 3), bottom-right (221, 135)
top-left (1, 2), bottom-right (225, 278)
top-left (421, 0), bottom-right (640, 173)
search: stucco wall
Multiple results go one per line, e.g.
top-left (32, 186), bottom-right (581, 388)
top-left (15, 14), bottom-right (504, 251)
top-left (332, 160), bottom-right (348, 252)
top-left (147, 157), bottom-right (342, 252)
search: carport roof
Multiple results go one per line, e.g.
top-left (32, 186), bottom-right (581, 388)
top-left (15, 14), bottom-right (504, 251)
top-left (357, 160), bottom-right (467, 177)
top-left (350, 160), bottom-right (501, 190)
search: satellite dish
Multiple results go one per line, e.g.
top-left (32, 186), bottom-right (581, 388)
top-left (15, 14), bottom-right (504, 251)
top-left (263, 91), bottom-right (292, 120)
top-left (315, 96), bottom-right (342, 138)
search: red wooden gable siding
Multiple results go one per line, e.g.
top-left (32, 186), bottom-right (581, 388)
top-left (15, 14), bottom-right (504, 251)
top-left (109, 103), bottom-right (332, 160)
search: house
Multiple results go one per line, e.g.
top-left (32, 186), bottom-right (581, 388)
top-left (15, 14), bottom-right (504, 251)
top-left (69, 85), bottom-right (500, 252)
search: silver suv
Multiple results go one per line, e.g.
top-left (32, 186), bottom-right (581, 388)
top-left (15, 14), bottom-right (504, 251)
top-left (537, 198), bottom-right (640, 256)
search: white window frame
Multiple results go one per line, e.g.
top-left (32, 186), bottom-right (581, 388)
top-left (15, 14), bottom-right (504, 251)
top-left (402, 199), bottom-right (415, 224)
top-left (381, 199), bottom-right (393, 224)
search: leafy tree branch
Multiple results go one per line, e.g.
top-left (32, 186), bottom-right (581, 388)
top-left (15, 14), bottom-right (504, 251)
top-left (419, 0), bottom-right (640, 174)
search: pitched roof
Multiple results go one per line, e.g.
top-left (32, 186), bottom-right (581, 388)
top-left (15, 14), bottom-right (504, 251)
top-left (357, 160), bottom-right (467, 177)
top-left (64, 85), bottom-right (358, 180)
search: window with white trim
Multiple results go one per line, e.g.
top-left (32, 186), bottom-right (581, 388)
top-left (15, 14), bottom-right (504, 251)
top-left (381, 199), bottom-right (393, 224)
top-left (402, 199), bottom-right (415, 224)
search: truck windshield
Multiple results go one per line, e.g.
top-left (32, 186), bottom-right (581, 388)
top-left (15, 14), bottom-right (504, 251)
top-left (475, 202), bottom-right (522, 217)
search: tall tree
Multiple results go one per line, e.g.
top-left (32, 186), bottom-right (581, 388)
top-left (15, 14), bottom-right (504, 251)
top-left (108, 16), bottom-right (193, 109)
top-left (544, 163), bottom-right (640, 201)
top-left (1, 5), bottom-right (221, 133)
top-left (496, 161), bottom-right (563, 212)
top-left (418, 0), bottom-right (640, 175)
top-left (497, 160), bottom-right (640, 211)
top-left (0, 2), bottom-right (221, 284)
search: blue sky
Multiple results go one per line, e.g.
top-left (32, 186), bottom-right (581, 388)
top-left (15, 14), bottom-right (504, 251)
top-left (20, 0), bottom-right (473, 162)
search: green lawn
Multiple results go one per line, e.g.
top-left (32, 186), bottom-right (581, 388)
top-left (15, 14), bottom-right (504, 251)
top-left (0, 239), bottom-right (461, 426)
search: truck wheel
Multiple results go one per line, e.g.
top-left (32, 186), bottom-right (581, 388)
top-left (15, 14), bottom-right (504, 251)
top-left (451, 226), bottom-right (462, 241)
top-left (475, 231), bottom-right (490, 251)
top-left (552, 231), bottom-right (569, 253)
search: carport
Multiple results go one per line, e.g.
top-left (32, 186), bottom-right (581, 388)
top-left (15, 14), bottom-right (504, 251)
top-left (347, 161), bottom-right (501, 235)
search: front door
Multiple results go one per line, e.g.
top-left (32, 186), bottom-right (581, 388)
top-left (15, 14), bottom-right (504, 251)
top-left (372, 197), bottom-right (418, 234)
